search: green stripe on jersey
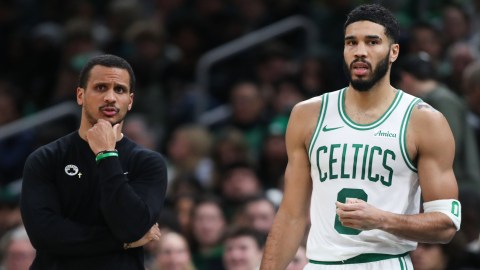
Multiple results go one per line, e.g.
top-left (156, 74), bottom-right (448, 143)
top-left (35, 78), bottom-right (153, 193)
top-left (399, 98), bottom-right (421, 172)
top-left (338, 88), bottom-right (403, 130)
top-left (308, 94), bottom-right (329, 157)
top-left (308, 252), bottom-right (409, 265)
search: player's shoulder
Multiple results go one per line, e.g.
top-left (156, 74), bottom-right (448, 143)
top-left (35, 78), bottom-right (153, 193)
top-left (409, 101), bottom-right (453, 146)
top-left (410, 101), bottom-right (448, 128)
top-left (287, 95), bottom-right (325, 144)
top-left (291, 95), bottom-right (323, 117)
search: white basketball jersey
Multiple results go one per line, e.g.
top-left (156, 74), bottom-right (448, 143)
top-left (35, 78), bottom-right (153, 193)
top-left (307, 88), bottom-right (422, 262)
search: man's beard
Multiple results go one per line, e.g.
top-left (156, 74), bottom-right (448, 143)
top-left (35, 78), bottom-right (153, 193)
top-left (343, 52), bottom-right (390, 92)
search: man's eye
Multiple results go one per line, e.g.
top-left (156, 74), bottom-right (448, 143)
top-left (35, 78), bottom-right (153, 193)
top-left (115, 87), bottom-right (126, 93)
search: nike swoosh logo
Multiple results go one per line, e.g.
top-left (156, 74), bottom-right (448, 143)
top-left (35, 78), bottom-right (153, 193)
top-left (322, 125), bottom-right (344, 132)
top-left (123, 172), bottom-right (129, 175)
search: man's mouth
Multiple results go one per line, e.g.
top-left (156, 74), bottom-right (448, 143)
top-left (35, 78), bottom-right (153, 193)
top-left (351, 61), bottom-right (370, 76)
top-left (100, 106), bottom-right (119, 117)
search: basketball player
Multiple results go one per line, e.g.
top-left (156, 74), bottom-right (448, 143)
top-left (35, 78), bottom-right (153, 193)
top-left (260, 4), bottom-right (461, 270)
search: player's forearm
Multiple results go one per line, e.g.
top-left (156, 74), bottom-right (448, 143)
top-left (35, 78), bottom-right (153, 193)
top-left (260, 211), bottom-right (307, 270)
top-left (380, 211), bottom-right (456, 244)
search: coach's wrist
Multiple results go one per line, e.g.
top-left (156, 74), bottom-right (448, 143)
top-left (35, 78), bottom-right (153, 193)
top-left (95, 150), bottom-right (119, 164)
top-left (95, 149), bottom-right (118, 156)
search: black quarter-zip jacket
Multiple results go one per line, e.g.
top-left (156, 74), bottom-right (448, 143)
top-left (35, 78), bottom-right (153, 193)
top-left (21, 131), bottom-right (167, 270)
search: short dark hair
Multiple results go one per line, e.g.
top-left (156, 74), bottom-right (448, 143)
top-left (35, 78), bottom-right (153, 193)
top-left (78, 54), bottom-right (136, 92)
top-left (344, 4), bottom-right (400, 43)
top-left (223, 226), bottom-right (267, 249)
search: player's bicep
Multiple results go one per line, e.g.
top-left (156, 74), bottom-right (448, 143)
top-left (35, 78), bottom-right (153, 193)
top-left (280, 105), bottom-right (313, 218)
top-left (415, 107), bottom-right (458, 201)
top-left (282, 151), bottom-right (312, 216)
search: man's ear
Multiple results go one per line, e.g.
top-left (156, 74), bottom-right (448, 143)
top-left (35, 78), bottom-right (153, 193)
top-left (128, 93), bottom-right (134, 111)
top-left (390, 44), bottom-right (400, 63)
top-left (77, 87), bottom-right (84, 106)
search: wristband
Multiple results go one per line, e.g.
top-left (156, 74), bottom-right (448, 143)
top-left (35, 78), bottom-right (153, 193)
top-left (95, 150), bottom-right (119, 164)
top-left (96, 149), bottom-right (118, 156)
top-left (423, 199), bottom-right (462, 231)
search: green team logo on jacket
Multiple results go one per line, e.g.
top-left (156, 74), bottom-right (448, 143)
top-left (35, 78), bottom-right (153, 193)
top-left (316, 143), bottom-right (395, 187)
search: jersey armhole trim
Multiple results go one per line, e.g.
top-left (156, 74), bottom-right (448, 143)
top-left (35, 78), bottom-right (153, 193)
top-left (308, 93), bottom-right (329, 158)
top-left (399, 98), bottom-right (421, 172)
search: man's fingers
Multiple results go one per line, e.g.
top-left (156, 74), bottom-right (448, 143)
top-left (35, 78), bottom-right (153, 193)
top-left (346, 198), bottom-right (363, 204)
top-left (150, 234), bottom-right (161, 241)
top-left (337, 201), bottom-right (364, 211)
top-left (97, 119), bottom-right (109, 125)
top-left (113, 123), bottom-right (121, 139)
top-left (337, 207), bottom-right (358, 220)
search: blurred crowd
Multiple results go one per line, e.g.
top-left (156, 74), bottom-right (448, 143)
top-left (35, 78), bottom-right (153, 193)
top-left (1, 0), bottom-right (480, 269)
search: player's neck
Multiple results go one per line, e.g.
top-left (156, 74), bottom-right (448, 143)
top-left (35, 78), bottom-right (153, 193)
top-left (345, 79), bottom-right (397, 125)
top-left (347, 79), bottom-right (395, 109)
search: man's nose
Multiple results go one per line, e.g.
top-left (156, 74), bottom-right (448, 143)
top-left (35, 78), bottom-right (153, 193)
top-left (104, 89), bottom-right (116, 103)
top-left (354, 42), bottom-right (368, 58)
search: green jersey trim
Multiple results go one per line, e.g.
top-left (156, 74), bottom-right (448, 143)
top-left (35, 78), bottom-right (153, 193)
top-left (399, 98), bottom-right (421, 172)
top-left (308, 252), bottom-right (409, 265)
top-left (338, 88), bottom-right (403, 130)
top-left (308, 94), bottom-right (329, 157)
top-left (398, 256), bottom-right (410, 270)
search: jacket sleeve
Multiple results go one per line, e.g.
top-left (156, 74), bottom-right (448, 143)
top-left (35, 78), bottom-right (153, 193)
top-left (20, 152), bottom-right (124, 255)
top-left (97, 149), bottom-right (167, 243)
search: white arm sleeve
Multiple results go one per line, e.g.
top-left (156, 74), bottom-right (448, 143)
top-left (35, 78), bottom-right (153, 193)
top-left (423, 199), bottom-right (461, 231)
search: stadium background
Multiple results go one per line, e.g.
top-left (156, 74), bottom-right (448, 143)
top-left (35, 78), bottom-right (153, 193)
top-left (1, 0), bottom-right (480, 269)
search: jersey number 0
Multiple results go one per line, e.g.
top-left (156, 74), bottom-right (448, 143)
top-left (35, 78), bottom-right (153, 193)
top-left (334, 188), bottom-right (368, 235)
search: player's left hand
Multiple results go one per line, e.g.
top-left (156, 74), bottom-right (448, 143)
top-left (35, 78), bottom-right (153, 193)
top-left (335, 198), bottom-right (385, 231)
